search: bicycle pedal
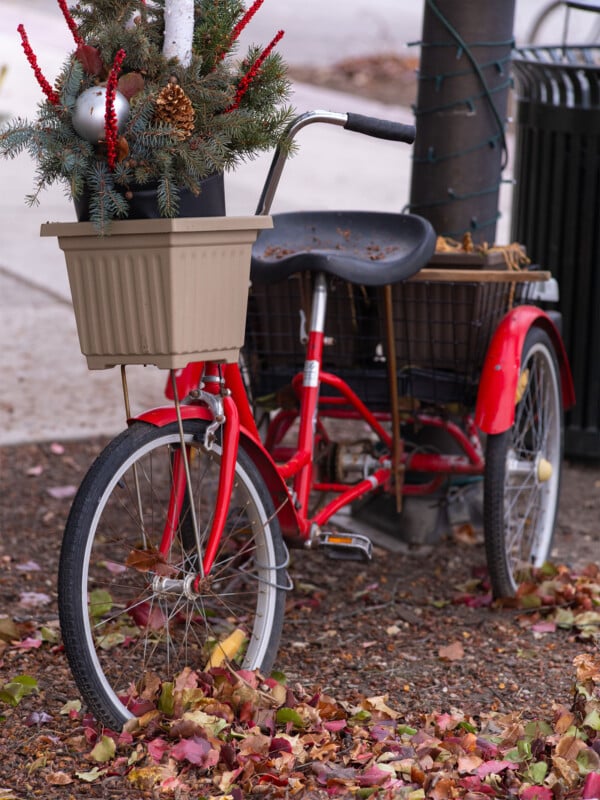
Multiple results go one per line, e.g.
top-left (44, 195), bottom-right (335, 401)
top-left (317, 531), bottom-right (373, 562)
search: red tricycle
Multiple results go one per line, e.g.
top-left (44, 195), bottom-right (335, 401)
top-left (56, 110), bottom-right (575, 728)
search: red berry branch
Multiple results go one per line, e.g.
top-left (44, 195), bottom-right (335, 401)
top-left (104, 49), bottom-right (127, 170)
top-left (56, 0), bottom-right (84, 46)
top-left (226, 29), bottom-right (284, 112)
top-left (217, 0), bottom-right (265, 63)
top-left (17, 25), bottom-right (60, 107)
top-left (230, 0), bottom-right (265, 48)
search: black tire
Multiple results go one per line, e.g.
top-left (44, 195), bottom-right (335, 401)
top-left (484, 327), bottom-right (563, 598)
top-left (59, 420), bottom-right (287, 729)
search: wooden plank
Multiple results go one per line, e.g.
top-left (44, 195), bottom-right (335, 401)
top-left (409, 269), bottom-right (551, 283)
top-left (428, 250), bottom-right (508, 268)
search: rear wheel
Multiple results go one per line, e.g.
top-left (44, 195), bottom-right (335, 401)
top-left (484, 327), bottom-right (563, 598)
top-left (59, 420), bottom-right (287, 729)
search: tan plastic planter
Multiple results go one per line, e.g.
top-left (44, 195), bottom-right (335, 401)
top-left (41, 216), bottom-right (272, 369)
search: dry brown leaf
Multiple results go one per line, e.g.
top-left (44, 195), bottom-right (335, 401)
top-left (438, 641), bottom-right (465, 662)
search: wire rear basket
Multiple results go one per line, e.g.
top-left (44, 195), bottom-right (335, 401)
top-left (242, 268), bottom-right (549, 411)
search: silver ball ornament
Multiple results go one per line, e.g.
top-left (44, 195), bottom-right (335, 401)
top-left (72, 86), bottom-right (130, 143)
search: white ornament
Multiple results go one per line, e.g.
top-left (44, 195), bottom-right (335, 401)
top-left (71, 86), bottom-right (130, 143)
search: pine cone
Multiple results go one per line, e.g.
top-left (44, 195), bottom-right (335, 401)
top-left (155, 84), bottom-right (195, 141)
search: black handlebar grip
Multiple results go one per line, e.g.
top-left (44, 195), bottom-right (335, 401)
top-left (344, 112), bottom-right (416, 144)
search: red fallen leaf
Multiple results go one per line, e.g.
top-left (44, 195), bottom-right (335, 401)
top-left (358, 764), bottom-right (394, 787)
top-left (324, 719), bottom-right (347, 732)
top-left (269, 737), bottom-right (293, 755)
top-left (453, 592), bottom-right (494, 608)
top-left (124, 698), bottom-right (156, 717)
top-left (75, 43), bottom-right (105, 75)
top-left (84, 725), bottom-right (98, 743)
top-left (237, 670), bottom-right (260, 688)
top-left (531, 621), bottom-right (557, 633)
top-left (14, 637), bottom-right (42, 649)
top-left (258, 774), bottom-right (289, 787)
top-left (128, 602), bottom-right (167, 630)
top-left (460, 775), bottom-right (497, 795)
top-left (582, 771), bottom-right (600, 799)
top-left (170, 736), bottom-right (216, 767)
top-left (147, 737), bottom-right (170, 763)
top-left (521, 787), bottom-right (553, 800)
top-left (476, 759), bottom-right (519, 778)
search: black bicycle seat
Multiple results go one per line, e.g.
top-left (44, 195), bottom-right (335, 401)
top-left (250, 210), bottom-right (436, 287)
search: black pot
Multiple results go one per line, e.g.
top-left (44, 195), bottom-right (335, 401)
top-left (74, 172), bottom-right (226, 221)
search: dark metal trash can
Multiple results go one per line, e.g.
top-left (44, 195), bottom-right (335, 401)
top-left (511, 46), bottom-right (600, 459)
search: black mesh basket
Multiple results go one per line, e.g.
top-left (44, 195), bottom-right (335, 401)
top-left (242, 269), bottom-right (539, 411)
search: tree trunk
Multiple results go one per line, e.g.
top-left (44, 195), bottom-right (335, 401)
top-left (409, 0), bottom-right (516, 244)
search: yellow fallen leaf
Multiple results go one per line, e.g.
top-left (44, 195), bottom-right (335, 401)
top-left (204, 628), bottom-right (246, 670)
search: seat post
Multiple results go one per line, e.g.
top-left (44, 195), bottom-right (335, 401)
top-left (293, 273), bottom-right (328, 516)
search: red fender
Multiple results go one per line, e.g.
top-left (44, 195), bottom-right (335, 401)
top-left (132, 405), bottom-right (303, 540)
top-left (475, 306), bottom-right (575, 435)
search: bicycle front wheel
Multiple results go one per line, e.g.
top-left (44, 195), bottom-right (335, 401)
top-left (484, 327), bottom-right (563, 598)
top-left (59, 420), bottom-right (287, 729)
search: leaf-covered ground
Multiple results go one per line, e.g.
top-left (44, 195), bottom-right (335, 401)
top-left (0, 438), bottom-right (599, 798)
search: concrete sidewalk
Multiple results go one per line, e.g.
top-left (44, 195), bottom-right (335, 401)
top-left (0, 3), bottom-right (515, 446)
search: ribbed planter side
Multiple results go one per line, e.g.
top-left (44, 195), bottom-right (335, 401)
top-left (41, 216), bottom-right (272, 369)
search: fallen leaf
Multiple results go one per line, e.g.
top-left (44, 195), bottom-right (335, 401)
top-left (15, 560), bottom-right (41, 572)
top-left (170, 736), bottom-right (214, 766)
top-left (0, 675), bottom-right (38, 706)
top-left (521, 787), bottom-right (553, 800)
top-left (582, 772), bottom-right (600, 799)
top-left (47, 772), bottom-right (73, 785)
top-left (46, 485), bottom-right (77, 500)
top-left (476, 759), bottom-right (519, 778)
top-left (90, 735), bottom-right (116, 763)
top-left (14, 637), bottom-right (42, 650)
top-left (438, 641), bottom-right (465, 662)
top-left (0, 617), bottom-right (19, 642)
top-left (76, 767), bottom-right (105, 783)
top-left (362, 695), bottom-right (400, 719)
top-left (531, 621), bottom-right (556, 633)
top-left (19, 592), bottom-right (51, 608)
top-left (24, 711), bottom-right (52, 727)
